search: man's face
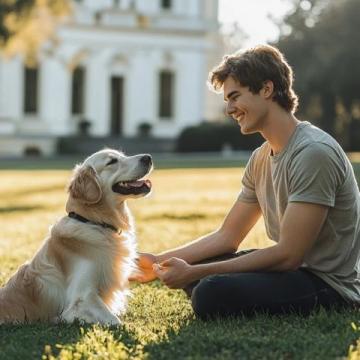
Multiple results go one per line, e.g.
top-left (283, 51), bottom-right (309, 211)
top-left (223, 76), bottom-right (269, 134)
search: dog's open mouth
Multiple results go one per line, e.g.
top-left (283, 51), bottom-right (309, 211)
top-left (112, 179), bottom-right (152, 195)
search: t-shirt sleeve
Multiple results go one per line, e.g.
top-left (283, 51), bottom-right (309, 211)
top-left (288, 142), bottom-right (346, 207)
top-left (238, 150), bottom-right (259, 203)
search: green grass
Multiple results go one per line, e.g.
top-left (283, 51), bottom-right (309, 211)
top-left (0, 166), bottom-right (359, 360)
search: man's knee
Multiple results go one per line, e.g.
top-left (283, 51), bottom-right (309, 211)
top-left (190, 272), bottom-right (265, 319)
top-left (191, 275), bottom-right (232, 319)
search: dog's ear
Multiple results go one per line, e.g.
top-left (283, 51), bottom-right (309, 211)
top-left (68, 165), bottom-right (102, 204)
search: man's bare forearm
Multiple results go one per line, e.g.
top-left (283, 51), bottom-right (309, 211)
top-left (190, 244), bottom-right (297, 279)
top-left (155, 201), bottom-right (261, 265)
top-left (156, 229), bottom-right (236, 264)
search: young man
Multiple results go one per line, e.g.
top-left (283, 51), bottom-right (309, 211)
top-left (131, 45), bottom-right (360, 318)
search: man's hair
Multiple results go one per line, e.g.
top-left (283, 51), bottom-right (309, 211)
top-left (209, 45), bottom-right (299, 113)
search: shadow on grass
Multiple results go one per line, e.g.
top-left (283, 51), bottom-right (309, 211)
top-left (0, 309), bottom-right (357, 359)
top-left (0, 205), bottom-right (47, 214)
top-left (143, 308), bottom-right (359, 360)
top-left (0, 184), bottom-right (66, 200)
top-left (0, 322), bottom-right (142, 360)
top-left (0, 323), bottom-right (82, 360)
top-left (144, 213), bottom-right (208, 221)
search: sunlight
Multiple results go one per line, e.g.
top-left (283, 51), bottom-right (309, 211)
top-left (219, 0), bottom-right (293, 46)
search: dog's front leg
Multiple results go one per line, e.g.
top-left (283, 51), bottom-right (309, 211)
top-left (61, 293), bottom-right (120, 326)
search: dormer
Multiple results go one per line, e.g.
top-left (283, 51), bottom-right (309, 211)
top-left (72, 0), bottom-right (219, 24)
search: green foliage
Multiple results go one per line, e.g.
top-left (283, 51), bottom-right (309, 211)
top-left (276, 0), bottom-right (360, 150)
top-left (137, 122), bottom-right (153, 138)
top-left (0, 0), bottom-right (34, 44)
top-left (0, 0), bottom-right (71, 58)
top-left (176, 121), bottom-right (263, 152)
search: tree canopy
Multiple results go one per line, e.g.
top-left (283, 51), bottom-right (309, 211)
top-left (0, 0), bottom-right (70, 59)
top-left (275, 0), bottom-right (360, 149)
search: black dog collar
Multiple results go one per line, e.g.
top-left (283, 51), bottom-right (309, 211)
top-left (68, 211), bottom-right (119, 234)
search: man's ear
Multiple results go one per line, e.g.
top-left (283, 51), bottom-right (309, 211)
top-left (68, 165), bottom-right (102, 204)
top-left (262, 80), bottom-right (274, 99)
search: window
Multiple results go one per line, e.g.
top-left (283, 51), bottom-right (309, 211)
top-left (23, 65), bottom-right (39, 114)
top-left (71, 66), bottom-right (86, 115)
top-left (161, 0), bottom-right (171, 10)
top-left (159, 70), bottom-right (175, 119)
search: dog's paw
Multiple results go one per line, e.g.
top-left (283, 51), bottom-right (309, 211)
top-left (61, 307), bottom-right (121, 326)
top-left (60, 310), bottom-right (78, 324)
top-left (100, 314), bottom-right (121, 326)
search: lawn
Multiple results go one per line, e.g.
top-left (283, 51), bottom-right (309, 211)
top-left (0, 165), bottom-right (359, 359)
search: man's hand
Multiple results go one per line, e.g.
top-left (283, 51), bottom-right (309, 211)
top-left (129, 253), bottom-right (158, 283)
top-left (153, 257), bottom-right (198, 289)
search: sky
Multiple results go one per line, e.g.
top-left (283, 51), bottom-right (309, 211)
top-left (218, 0), bottom-right (294, 47)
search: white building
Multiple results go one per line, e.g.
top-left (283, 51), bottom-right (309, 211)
top-left (0, 0), bottom-right (223, 156)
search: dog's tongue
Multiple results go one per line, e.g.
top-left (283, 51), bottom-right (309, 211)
top-left (127, 179), bottom-right (151, 188)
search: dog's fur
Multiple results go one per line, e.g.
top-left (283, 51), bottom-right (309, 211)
top-left (0, 149), bottom-right (152, 325)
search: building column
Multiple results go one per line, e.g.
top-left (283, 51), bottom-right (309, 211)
top-left (204, 0), bottom-right (219, 21)
top-left (40, 56), bottom-right (71, 135)
top-left (188, 0), bottom-right (200, 17)
top-left (85, 52), bottom-right (109, 136)
top-left (175, 50), bottom-right (205, 127)
top-left (0, 56), bottom-right (23, 120)
top-left (0, 59), bottom-right (6, 119)
top-left (0, 56), bottom-right (23, 134)
top-left (126, 50), bottom-right (156, 136)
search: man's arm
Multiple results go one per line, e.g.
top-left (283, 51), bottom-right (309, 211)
top-left (156, 200), bottom-right (261, 264)
top-left (155, 202), bottom-right (328, 288)
top-left (131, 200), bottom-right (261, 282)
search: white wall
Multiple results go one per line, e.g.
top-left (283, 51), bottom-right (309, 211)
top-left (0, 0), bottom-right (222, 140)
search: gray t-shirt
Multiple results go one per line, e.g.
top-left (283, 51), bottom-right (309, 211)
top-left (238, 121), bottom-right (360, 303)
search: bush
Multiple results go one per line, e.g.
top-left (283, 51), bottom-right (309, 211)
top-left (78, 118), bottom-right (92, 136)
top-left (137, 122), bottom-right (153, 138)
top-left (176, 121), bottom-right (263, 152)
top-left (24, 146), bottom-right (42, 157)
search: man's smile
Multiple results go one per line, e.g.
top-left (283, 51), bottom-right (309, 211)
top-left (234, 112), bottom-right (246, 123)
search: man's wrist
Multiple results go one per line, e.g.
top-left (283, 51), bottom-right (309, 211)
top-left (191, 263), bottom-right (213, 281)
top-left (156, 253), bottom-right (167, 264)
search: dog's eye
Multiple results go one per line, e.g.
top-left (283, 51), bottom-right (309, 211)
top-left (106, 158), bottom-right (118, 166)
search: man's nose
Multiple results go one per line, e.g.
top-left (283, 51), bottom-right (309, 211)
top-left (226, 102), bottom-right (235, 117)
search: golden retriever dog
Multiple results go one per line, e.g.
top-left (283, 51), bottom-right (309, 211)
top-left (0, 149), bottom-right (152, 325)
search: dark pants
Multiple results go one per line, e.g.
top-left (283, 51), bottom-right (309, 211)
top-left (184, 250), bottom-right (349, 319)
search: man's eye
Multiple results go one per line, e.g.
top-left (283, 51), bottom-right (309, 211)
top-left (106, 158), bottom-right (118, 166)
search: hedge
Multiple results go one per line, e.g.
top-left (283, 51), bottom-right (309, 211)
top-left (176, 121), bottom-right (264, 152)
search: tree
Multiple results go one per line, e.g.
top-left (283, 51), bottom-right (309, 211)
top-left (275, 0), bottom-right (360, 149)
top-left (0, 0), bottom-right (71, 60)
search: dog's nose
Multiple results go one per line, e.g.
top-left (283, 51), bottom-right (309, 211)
top-left (140, 155), bottom-right (152, 167)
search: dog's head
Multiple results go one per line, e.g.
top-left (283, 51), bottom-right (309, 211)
top-left (68, 149), bottom-right (153, 206)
